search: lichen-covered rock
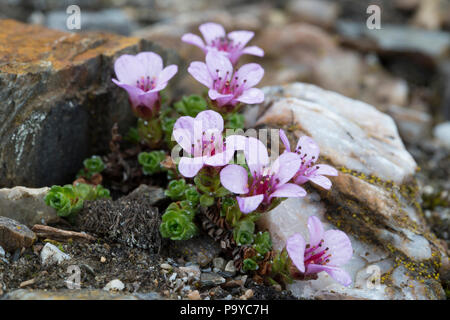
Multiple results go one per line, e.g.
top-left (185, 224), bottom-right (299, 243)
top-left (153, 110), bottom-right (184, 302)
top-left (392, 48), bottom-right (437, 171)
top-left (0, 186), bottom-right (57, 227)
top-left (253, 83), bottom-right (447, 300)
top-left (0, 19), bottom-right (181, 187)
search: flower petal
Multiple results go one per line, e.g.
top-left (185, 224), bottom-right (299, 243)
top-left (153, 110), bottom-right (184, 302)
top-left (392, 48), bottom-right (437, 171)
top-left (235, 63), bottom-right (264, 89)
top-left (112, 79), bottom-right (143, 107)
top-left (181, 33), bottom-right (206, 50)
top-left (199, 22), bottom-right (226, 45)
top-left (113, 55), bottom-right (143, 86)
top-left (138, 91), bottom-right (159, 109)
top-left (227, 30), bottom-right (254, 48)
top-left (173, 116), bottom-right (195, 154)
top-left (220, 165), bottom-right (249, 194)
top-left (242, 46), bottom-right (264, 57)
top-left (279, 129), bottom-right (291, 152)
top-left (195, 110), bottom-right (224, 133)
top-left (237, 194), bottom-right (264, 214)
top-left (296, 136), bottom-right (319, 162)
top-left (136, 51), bottom-right (163, 78)
top-left (205, 50), bottom-right (233, 82)
top-left (178, 156), bottom-right (204, 178)
top-left (271, 152), bottom-right (302, 185)
top-left (243, 137), bottom-right (269, 177)
top-left (323, 230), bottom-right (353, 266)
top-left (314, 164), bottom-right (338, 176)
top-left (270, 183), bottom-right (306, 199)
top-left (286, 233), bottom-right (306, 273)
top-left (155, 65), bottom-right (178, 90)
top-left (236, 88), bottom-right (264, 104)
top-left (208, 89), bottom-right (234, 101)
top-left (307, 216), bottom-right (324, 248)
top-left (188, 61), bottom-right (213, 88)
top-left (308, 175), bottom-right (333, 190)
top-left (306, 264), bottom-right (352, 287)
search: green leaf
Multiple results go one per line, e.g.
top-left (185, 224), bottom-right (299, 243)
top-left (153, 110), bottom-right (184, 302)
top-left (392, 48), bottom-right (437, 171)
top-left (253, 231), bottom-right (272, 255)
top-left (165, 179), bottom-right (188, 201)
top-left (199, 194), bottom-right (214, 207)
top-left (185, 187), bottom-right (200, 207)
top-left (242, 258), bottom-right (259, 272)
top-left (160, 206), bottom-right (198, 240)
top-left (225, 113), bottom-right (245, 129)
top-left (174, 95), bottom-right (207, 117)
top-left (138, 151), bottom-right (166, 175)
top-left (233, 219), bottom-right (255, 246)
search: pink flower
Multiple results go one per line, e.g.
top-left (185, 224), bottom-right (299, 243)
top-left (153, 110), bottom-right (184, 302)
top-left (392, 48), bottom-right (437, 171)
top-left (188, 50), bottom-right (264, 111)
top-left (172, 110), bottom-right (241, 178)
top-left (286, 216), bottom-right (353, 286)
top-left (280, 130), bottom-right (338, 190)
top-left (220, 136), bottom-right (306, 214)
top-left (112, 52), bottom-right (178, 119)
top-left (182, 22), bottom-right (264, 66)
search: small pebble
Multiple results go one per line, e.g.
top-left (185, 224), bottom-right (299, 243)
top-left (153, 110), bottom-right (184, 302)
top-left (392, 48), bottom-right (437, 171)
top-left (160, 263), bottom-right (172, 270)
top-left (213, 257), bottom-right (226, 271)
top-left (240, 289), bottom-right (254, 300)
top-left (103, 279), bottom-right (125, 292)
top-left (0, 246), bottom-right (5, 257)
top-left (187, 290), bottom-right (202, 300)
top-left (100, 256), bottom-right (106, 263)
top-left (224, 260), bottom-right (236, 276)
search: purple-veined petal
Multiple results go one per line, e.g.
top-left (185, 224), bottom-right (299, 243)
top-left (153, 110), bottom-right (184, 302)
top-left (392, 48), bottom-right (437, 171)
top-left (195, 110), bottom-right (224, 133)
top-left (293, 174), bottom-right (309, 185)
top-left (199, 22), bottom-right (226, 45)
top-left (279, 129), bottom-right (291, 152)
top-left (296, 136), bottom-right (319, 162)
top-left (286, 233), bottom-right (306, 273)
top-left (236, 194), bottom-right (264, 214)
top-left (220, 165), bottom-right (249, 194)
top-left (314, 164), bottom-right (338, 176)
top-left (205, 50), bottom-right (233, 82)
top-left (306, 264), bottom-right (352, 287)
top-left (242, 137), bottom-right (269, 177)
top-left (112, 80), bottom-right (143, 107)
top-left (113, 55), bottom-right (144, 86)
top-left (242, 46), bottom-right (264, 57)
top-left (227, 30), bottom-right (254, 48)
top-left (173, 116), bottom-right (195, 154)
top-left (323, 230), bottom-right (353, 266)
top-left (208, 89), bottom-right (233, 101)
top-left (236, 88), bottom-right (264, 104)
top-left (308, 175), bottom-right (333, 190)
top-left (271, 152), bottom-right (302, 185)
top-left (307, 216), bottom-right (324, 248)
top-left (136, 52), bottom-right (163, 78)
top-left (188, 61), bottom-right (213, 88)
top-left (235, 63), bottom-right (264, 89)
top-left (154, 65), bottom-right (178, 90)
top-left (138, 91), bottom-right (160, 109)
top-left (178, 156), bottom-right (204, 178)
top-left (269, 183), bottom-right (306, 199)
top-left (181, 33), bottom-right (206, 50)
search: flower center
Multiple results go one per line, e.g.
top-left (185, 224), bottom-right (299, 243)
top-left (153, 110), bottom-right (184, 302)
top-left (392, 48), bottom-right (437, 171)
top-left (192, 131), bottom-right (225, 157)
top-left (294, 149), bottom-right (319, 177)
top-left (136, 76), bottom-right (156, 92)
top-left (210, 36), bottom-right (239, 53)
top-left (248, 169), bottom-right (280, 203)
top-left (212, 70), bottom-right (247, 98)
top-left (304, 240), bottom-right (331, 267)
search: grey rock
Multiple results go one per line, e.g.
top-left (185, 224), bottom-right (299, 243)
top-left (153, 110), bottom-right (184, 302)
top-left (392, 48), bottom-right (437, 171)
top-left (212, 257), bottom-right (226, 272)
top-left (40, 243), bottom-right (71, 266)
top-left (386, 105), bottom-right (432, 144)
top-left (255, 83), bottom-right (447, 300)
top-left (0, 19), bottom-right (181, 188)
top-left (0, 186), bottom-right (58, 227)
top-left (224, 260), bottom-right (237, 277)
top-left (0, 216), bottom-right (36, 252)
top-left (0, 246), bottom-right (5, 257)
top-left (199, 273), bottom-right (226, 287)
top-left (123, 184), bottom-right (167, 206)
